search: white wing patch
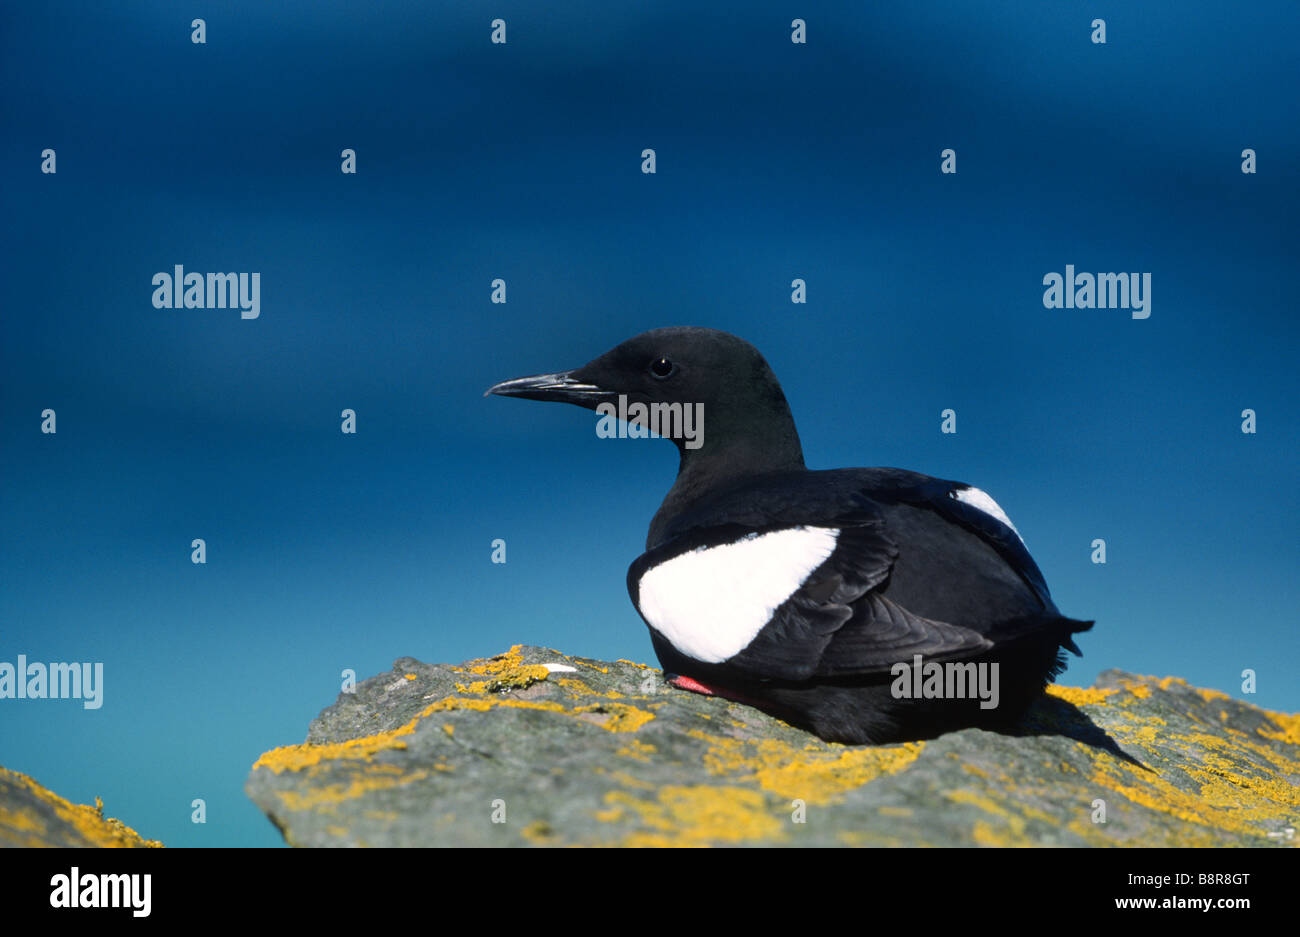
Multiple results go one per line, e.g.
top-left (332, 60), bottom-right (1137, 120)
top-left (636, 526), bottom-right (840, 664)
top-left (953, 486), bottom-right (1024, 543)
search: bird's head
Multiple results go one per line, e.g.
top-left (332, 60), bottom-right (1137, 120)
top-left (486, 327), bottom-right (803, 464)
top-left (487, 327), bottom-right (754, 406)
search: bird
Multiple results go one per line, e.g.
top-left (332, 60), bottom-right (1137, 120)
top-left (486, 327), bottom-right (1092, 744)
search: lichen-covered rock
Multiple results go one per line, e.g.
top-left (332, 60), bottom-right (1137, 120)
top-left (0, 766), bottom-right (163, 848)
top-left (245, 646), bottom-right (1299, 847)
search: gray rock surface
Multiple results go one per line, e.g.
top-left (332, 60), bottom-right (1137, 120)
top-left (245, 645), bottom-right (1300, 846)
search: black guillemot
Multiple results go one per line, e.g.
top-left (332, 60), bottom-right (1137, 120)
top-left (487, 327), bottom-right (1092, 744)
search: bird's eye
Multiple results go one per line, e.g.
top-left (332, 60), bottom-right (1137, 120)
top-left (649, 356), bottom-right (675, 379)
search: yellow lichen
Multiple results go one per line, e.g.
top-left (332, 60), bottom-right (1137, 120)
top-left (275, 768), bottom-right (431, 812)
top-left (1045, 685), bottom-right (1118, 706)
top-left (616, 739), bottom-right (657, 762)
top-left (943, 785), bottom-right (1058, 844)
top-left (1080, 714), bottom-right (1300, 845)
top-left (1130, 725), bottom-right (1160, 745)
top-left (971, 819), bottom-right (1030, 847)
top-left (601, 769), bottom-right (656, 791)
top-left (0, 805), bottom-right (42, 834)
top-left (685, 729), bottom-right (922, 804)
top-left (0, 768), bottom-right (162, 848)
top-left (622, 832), bottom-right (677, 847)
top-left (877, 805), bottom-right (913, 818)
top-left (253, 720), bottom-right (419, 774)
top-left (254, 652), bottom-right (661, 777)
top-left (520, 821), bottom-right (557, 844)
top-left (556, 677), bottom-right (625, 700)
top-left (455, 645), bottom-right (551, 694)
top-left (253, 693), bottom-right (570, 775)
top-left (604, 785), bottom-right (786, 846)
top-left (837, 829), bottom-right (913, 847)
top-left (574, 703), bottom-right (656, 733)
top-left (1122, 680), bottom-right (1152, 699)
top-left (423, 697), bottom-right (567, 716)
top-left (1258, 711), bottom-right (1300, 747)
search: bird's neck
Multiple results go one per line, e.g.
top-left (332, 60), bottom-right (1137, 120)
top-left (648, 419), bottom-right (805, 548)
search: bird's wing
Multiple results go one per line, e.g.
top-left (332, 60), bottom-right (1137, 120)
top-left (851, 468), bottom-right (1055, 609)
top-left (718, 523), bottom-right (993, 681)
top-left (630, 487), bottom-right (991, 681)
top-left (632, 468), bottom-right (1060, 681)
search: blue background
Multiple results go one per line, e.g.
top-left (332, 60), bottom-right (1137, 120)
top-left (1, 2), bottom-right (1296, 847)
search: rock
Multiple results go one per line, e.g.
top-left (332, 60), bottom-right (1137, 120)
top-left (0, 766), bottom-right (163, 848)
top-left (245, 645), bottom-right (1300, 847)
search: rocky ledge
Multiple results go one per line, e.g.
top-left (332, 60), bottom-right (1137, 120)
top-left (0, 766), bottom-right (162, 848)
top-left (245, 645), bottom-right (1299, 847)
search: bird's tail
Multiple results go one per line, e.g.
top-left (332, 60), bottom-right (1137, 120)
top-left (1058, 617), bottom-right (1094, 657)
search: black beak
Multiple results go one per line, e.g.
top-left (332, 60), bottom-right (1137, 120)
top-left (484, 370), bottom-right (615, 409)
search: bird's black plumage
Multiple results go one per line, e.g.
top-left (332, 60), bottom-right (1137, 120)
top-left (487, 327), bottom-right (1092, 744)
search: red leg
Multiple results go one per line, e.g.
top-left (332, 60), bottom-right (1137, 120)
top-left (668, 673), bottom-right (716, 696)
